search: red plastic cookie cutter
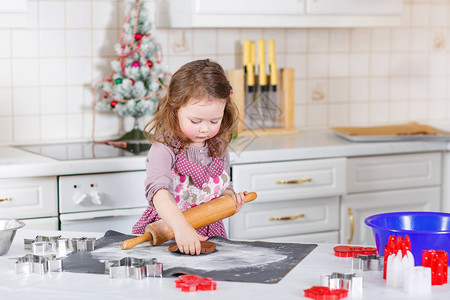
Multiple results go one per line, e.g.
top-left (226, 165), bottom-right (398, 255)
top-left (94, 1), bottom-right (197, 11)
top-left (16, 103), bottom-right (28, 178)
top-left (304, 286), bottom-right (348, 300)
top-left (422, 250), bottom-right (448, 285)
top-left (333, 246), bottom-right (377, 258)
top-left (175, 274), bottom-right (217, 292)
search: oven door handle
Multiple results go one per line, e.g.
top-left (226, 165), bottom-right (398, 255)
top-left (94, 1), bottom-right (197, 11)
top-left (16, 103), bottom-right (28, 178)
top-left (59, 208), bottom-right (145, 221)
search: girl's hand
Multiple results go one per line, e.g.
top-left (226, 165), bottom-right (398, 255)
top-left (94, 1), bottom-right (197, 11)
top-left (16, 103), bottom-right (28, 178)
top-left (173, 226), bottom-right (208, 255)
top-left (230, 191), bottom-right (248, 213)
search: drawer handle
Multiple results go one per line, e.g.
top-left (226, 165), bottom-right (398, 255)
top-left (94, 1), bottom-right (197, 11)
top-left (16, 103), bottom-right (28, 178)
top-left (347, 208), bottom-right (355, 244)
top-left (269, 214), bottom-right (305, 221)
top-left (0, 197), bottom-right (12, 202)
top-left (275, 178), bottom-right (312, 184)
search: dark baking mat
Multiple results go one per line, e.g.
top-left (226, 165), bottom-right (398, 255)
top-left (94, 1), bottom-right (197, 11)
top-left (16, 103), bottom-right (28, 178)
top-left (62, 231), bottom-right (317, 284)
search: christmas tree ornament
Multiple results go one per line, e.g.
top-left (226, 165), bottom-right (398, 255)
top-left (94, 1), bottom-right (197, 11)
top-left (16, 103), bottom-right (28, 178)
top-left (94, 0), bottom-right (170, 143)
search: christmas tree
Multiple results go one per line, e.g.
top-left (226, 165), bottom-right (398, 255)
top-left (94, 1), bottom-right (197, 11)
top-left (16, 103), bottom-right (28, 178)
top-left (95, 0), bottom-right (169, 141)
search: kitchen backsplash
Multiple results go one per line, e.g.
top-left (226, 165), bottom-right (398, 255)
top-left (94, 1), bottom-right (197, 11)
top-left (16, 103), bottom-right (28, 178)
top-left (0, 0), bottom-right (448, 145)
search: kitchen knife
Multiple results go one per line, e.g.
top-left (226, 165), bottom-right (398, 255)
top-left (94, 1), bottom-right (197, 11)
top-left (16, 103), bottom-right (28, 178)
top-left (245, 41), bottom-right (257, 128)
top-left (268, 39), bottom-right (281, 127)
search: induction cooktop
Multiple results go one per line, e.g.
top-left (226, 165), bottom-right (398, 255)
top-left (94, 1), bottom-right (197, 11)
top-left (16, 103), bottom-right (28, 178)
top-left (16, 141), bottom-right (150, 161)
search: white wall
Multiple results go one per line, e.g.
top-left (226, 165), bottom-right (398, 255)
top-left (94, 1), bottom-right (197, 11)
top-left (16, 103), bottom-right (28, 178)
top-left (0, 0), bottom-right (448, 145)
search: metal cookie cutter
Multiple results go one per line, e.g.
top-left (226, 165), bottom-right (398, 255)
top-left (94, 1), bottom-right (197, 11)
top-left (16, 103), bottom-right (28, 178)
top-left (320, 272), bottom-right (363, 298)
top-left (24, 235), bottom-right (62, 250)
top-left (105, 257), bottom-right (163, 280)
top-left (352, 254), bottom-right (382, 271)
top-left (9, 254), bottom-right (63, 275)
top-left (71, 237), bottom-right (96, 251)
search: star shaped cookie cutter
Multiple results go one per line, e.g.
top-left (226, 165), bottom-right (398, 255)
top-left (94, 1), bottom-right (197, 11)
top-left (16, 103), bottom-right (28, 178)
top-left (320, 272), bottom-right (363, 298)
top-left (104, 257), bottom-right (163, 280)
top-left (9, 253), bottom-right (63, 275)
top-left (24, 235), bottom-right (62, 250)
top-left (352, 254), bottom-right (382, 271)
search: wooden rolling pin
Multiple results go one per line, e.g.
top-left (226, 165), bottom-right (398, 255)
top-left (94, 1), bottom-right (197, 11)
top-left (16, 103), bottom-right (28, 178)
top-left (121, 192), bottom-right (257, 250)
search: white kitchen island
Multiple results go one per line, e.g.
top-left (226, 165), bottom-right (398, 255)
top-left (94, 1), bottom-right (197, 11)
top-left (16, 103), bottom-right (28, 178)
top-left (1, 229), bottom-right (449, 299)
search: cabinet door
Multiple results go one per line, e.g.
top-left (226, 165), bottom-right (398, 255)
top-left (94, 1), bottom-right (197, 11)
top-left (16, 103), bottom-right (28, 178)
top-left (194, 0), bottom-right (305, 15)
top-left (0, 177), bottom-right (57, 219)
top-left (306, 0), bottom-right (403, 15)
top-left (340, 187), bottom-right (441, 245)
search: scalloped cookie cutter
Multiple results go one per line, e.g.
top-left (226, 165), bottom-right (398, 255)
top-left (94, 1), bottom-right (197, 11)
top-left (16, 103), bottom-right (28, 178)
top-left (352, 254), bottom-right (382, 271)
top-left (104, 257), bottom-right (163, 279)
top-left (9, 253), bottom-right (63, 275)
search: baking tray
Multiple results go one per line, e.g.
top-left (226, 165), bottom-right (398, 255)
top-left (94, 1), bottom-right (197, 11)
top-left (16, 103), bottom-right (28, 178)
top-left (332, 122), bottom-right (450, 142)
top-left (333, 130), bottom-right (450, 142)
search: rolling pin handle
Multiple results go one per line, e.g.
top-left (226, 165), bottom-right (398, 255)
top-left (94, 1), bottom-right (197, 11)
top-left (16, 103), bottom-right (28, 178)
top-left (120, 232), bottom-right (152, 250)
top-left (244, 192), bottom-right (257, 203)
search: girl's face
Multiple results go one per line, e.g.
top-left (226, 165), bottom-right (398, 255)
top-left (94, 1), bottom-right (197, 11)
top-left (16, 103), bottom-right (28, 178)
top-left (177, 97), bottom-right (225, 147)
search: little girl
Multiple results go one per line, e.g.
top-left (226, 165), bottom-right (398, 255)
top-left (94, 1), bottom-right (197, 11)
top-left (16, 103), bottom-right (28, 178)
top-left (132, 59), bottom-right (247, 255)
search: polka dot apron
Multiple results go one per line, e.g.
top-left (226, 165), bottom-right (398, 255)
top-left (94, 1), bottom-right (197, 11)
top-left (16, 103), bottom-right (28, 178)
top-left (132, 149), bottom-right (230, 237)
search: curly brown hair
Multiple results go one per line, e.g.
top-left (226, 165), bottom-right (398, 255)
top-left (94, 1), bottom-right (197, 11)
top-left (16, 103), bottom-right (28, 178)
top-left (144, 59), bottom-right (238, 157)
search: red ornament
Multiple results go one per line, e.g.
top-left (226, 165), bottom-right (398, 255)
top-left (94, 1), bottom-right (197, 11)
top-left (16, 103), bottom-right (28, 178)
top-left (146, 60), bottom-right (153, 68)
top-left (121, 44), bottom-right (126, 49)
top-left (130, 78), bottom-right (135, 85)
top-left (103, 93), bottom-right (108, 99)
top-left (135, 33), bottom-right (142, 40)
top-left (110, 100), bottom-right (118, 108)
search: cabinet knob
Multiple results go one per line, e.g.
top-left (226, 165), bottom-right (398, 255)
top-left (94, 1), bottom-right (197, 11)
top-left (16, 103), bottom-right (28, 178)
top-left (0, 197), bottom-right (12, 202)
top-left (347, 208), bottom-right (355, 244)
top-left (73, 192), bottom-right (88, 205)
top-left (90, 192), bottom-right (102, 205)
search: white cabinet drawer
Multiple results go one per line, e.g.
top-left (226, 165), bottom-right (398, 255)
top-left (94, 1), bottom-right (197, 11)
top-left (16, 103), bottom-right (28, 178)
top-left (261, 231), bottom-right (339, 244)
top-left (347, 152), bottom-right (441, 193)
top-left (20, 217), bottom-right (59, 230)
top-left (0, 177), bottom-right (57, 219)
top-left (232, 158), bottom-right (346, 202)
top-left (229, 196), bottom-right (339, 239)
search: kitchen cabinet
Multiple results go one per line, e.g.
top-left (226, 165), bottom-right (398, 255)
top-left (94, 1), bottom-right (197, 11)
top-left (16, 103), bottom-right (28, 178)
top-left (341, 152), bottom-right (442, 245)
top-left (0, 177), bottom-right (58, 230)
top-left (229, 158), bottom-right (346, 243)
top-left (155, 0), bottom-right (403, 28)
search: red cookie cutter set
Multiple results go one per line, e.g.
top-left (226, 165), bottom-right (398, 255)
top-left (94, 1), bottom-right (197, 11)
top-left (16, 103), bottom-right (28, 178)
top-left (175, 274), bottom-right (217, 292)
top-left (422, 249), bottom-right (448, 285)
top-left (333, 246), bottom-right (377, 258)
top-left (304, 286), bottom-right (348, 300)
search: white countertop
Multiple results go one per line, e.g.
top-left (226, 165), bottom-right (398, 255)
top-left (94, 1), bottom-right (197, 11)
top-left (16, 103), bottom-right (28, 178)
top-left (1, 229), bottom-right (449, 299)
top-left (1, 129), bottom-right (449, 179)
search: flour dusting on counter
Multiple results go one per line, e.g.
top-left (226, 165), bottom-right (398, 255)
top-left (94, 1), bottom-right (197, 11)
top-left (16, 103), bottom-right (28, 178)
top-left (91, 240), bottom-right (287, 271)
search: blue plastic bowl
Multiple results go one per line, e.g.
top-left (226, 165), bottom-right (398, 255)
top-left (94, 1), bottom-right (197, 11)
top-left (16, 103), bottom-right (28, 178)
top-left (365, 211), bottom-right (450, 265)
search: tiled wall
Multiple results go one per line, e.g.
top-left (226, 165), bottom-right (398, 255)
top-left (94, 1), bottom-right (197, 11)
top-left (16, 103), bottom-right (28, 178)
top-left (0, 0), bottom-right (448, 145)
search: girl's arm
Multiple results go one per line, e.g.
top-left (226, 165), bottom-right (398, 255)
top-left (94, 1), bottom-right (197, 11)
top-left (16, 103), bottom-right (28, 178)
top-left (153, 189), bottom-right (207, 255)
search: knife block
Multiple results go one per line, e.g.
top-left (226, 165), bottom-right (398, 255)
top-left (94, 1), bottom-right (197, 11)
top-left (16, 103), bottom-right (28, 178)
top-left (227, 68), bottom-right (297, 136)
